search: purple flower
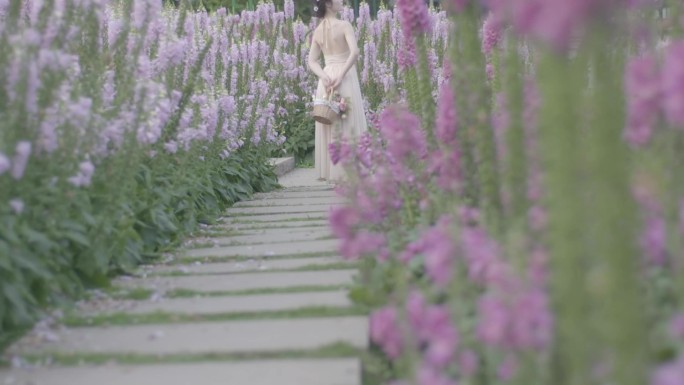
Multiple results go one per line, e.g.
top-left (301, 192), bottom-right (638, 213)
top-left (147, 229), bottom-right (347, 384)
top-left (398, 35), bottom-right (417, 70)
top-left (397, 0), bottom-right (432, 39)
top-left (329, 141), bottom-right (352, 165)
top-left (477, 294), bottom-right (509, 346)
top-left (378, 106), bottom-right (427, 162)
top-left (339, 231), bottom-right (387, 261)
top-left (11, 141), bottom-right (32, 180)
top-left (416, 365), bottom-right (457, 385)
top-left (370, 306), bottom-right (403, 359)
top-left (68, 160), bottom-right (96, 187)
top-left (9, 199), bottom-right (24, 215)
top-left (482, 12), bottom-right (503, 55)
top-left (459, 350), bottom-right (479, 377)
top-left (640, 215), bottom-right (667, 266)
top-left (284, 0), bottom-right (294, 19)
top-left (624, 55), bottom-right (661, 147)
top-left (680, 198), bottom-right (684, 236)
top-left (498, 355), bottom-right (518, 381)
top-left (651, 356), bottom-right (684, 385)
top-left (422, 225), bottom-right (457, 287)
top-left (406, 290), bottom-right (427, 330)
top-left (435, 82), bottom-right (458, 144)
top-left (669, 313), bottom-right (684, 340)
top-left (0, 152), bottom-right (10, 175)
top-left (329, 206), bottom-right (360, 240)
top-left (662, 40), bottom-right (684, 127)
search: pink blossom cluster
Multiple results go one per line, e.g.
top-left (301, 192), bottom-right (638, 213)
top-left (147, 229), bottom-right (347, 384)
top-left (623, 40), bottom-right (684, 148)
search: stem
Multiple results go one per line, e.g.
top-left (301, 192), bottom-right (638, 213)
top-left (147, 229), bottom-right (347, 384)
top-left (585, 28), bottom-right (647, 385)
top-left (537, 49), bottom-right (594, 385)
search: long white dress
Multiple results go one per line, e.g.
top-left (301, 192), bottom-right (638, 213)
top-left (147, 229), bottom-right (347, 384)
top-left (312, 21), bottom-right (368, 182)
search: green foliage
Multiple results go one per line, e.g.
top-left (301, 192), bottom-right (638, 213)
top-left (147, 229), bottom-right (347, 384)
top-left (0, 147), bottom-right (277, 338)
top-left (273, 108), bottom-right (316, 162)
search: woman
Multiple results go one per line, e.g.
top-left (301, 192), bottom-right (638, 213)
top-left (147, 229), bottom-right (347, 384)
top-left (307, 0), bottom-right (368, 183)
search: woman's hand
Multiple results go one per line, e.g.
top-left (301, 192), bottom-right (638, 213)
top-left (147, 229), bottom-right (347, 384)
top-left (321, 74), bottom-right (332, 89)
top-left (329, 75), bottom-right (343, 90)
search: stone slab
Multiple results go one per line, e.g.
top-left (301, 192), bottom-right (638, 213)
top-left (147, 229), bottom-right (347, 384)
top-left (184, 239), bottom-right (339, 258)
top-left (94, 291), bottom-right (352, 316)
top-left (252, 190), bottom-right (338, 200)
top-left (229, 225), bottom-right (332, 236)
top-left (9, 316), bottom-right (368, 356)
top-left (0, 359), bottom-right (361, 385)
top-left (226, 204), bottom-right (335, 215)
top-left (210, 229), bottom-right (332, 245)
top-left (222, 212), bottom-right (329, 223)
top-left (149, 257), bottom-right (346, 275)
top-left (277, 168), bottom-right (332, 188)
top-left (234, 196), bottom-right (345, 207)
top-left (269, 157), bottom-right (295, 177)
top-left (117, 270), bottom-right (355, 293)
top-left (221, 220), bottom-right (331, 231)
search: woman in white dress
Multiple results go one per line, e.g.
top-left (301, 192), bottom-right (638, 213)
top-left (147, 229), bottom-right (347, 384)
top-left (307, 0), bottom-right (368, 182)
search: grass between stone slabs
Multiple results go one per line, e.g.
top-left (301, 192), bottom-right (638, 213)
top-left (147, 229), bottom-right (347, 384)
top-left (106, 284), bottom-right (351, 301)
top-left (165, 284), bottom-right (351, 298)
top-left (3, 342), bottom-right (361, 367)
top-left (150, 262), bottom-right (358, 277)
top-left (184, 235), bottom-right (336, 249)
top-left (169, 250), bottom-right (338, 264)
top-left (62, 305), bottom-right (368, 327)
top-left (222, 216), bottom-right (328, 224)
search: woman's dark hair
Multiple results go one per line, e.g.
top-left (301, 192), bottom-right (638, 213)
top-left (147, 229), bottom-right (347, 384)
top-left (312, 0), bottom-right (328, 18)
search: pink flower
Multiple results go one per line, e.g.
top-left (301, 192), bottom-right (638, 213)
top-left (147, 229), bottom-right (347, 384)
top-left (378, 106), bottom-right (427, 162)
top-left (651, 355), bottom-right (684, 385)
top-left (477, 294), bottom-right (509, 346)
top-left (624, 55), bottom-right (661, 147)
top-left (482, 12), bottom-right (503, 55)
top-left (491, 0), bottom-right (603, 51)
top-left (445, 0), bottom-right (469, 14)
top-left (640, 215), bottom-right (667, 266)
top-left (662, 40), bottom-right (684, 127)
top-left (486, 63), bottom-right (495, 81)
top-left (459, 350), bottom-right (479, 377)
top-left (669, 313), bottom-right (684, 340)
top-left (329, 206), bottom-right (360, 239)
top-left (406, 290), bottom-right (427, 329)
top-left (417, 365), bottom-right (457, 385)
top-left (398, 34), bottom-right (418, 70)
top-left (396, 0), bottom-right (432, 40)
top-left (498, 355), bottom-right (518, 381)
top-left (370, 307), bottom-right (403, 359)
top-left (679, 198), bottom-right (684, 236)
top-left (329, 141), bottom-right (352, 165)
top-left (435, 83), bottom-right (458, 144)
top-left (339, 230), bottom-right (387, 261)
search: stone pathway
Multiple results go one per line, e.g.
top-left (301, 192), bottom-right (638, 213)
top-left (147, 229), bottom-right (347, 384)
top-left (0, 168), bottom-right (367, 385)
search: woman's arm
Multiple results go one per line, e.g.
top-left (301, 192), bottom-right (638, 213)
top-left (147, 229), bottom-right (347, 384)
top-left (307, 37), bottom-right (330, 83)
top-left (330, 21), bottom-right (360, 89)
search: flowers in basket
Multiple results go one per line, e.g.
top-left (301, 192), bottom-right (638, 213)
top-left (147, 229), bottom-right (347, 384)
top-left (312, 90), bottom-right (350, 124)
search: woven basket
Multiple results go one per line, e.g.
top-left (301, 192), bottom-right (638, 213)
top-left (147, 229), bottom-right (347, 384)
top-left (312, 92), bottom-right (340, 125)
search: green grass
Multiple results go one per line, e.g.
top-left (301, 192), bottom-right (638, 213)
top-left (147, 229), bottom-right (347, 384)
top-left (8, 342), bottom-right (362, 367)
top-left (165, 284), bottom-right (351, 298)
top-left (63, 305), bottom-right (367, 327)
top-left (223, 216), bottom-right (328, 224)
top-left (170, 251), bottom-right (338, 264)
top-left (150, 262), bottom-right (357, 277)
top-left (104, 287), bottom-right (156, 301)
